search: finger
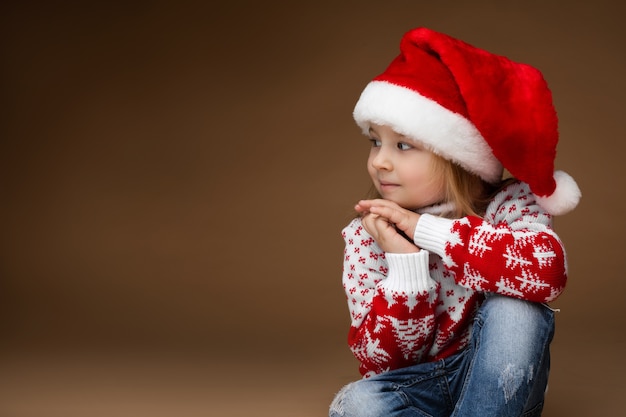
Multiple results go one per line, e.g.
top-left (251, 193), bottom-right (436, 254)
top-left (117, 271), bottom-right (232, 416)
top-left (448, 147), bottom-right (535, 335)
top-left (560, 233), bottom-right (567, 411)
top-left (361, 213), bottom-right (379, 235)
top-left (370, 205), bottom-right (418, 237)
top-left (355, 199), bottom-right (375, 213)
top-left (363, 213), bottom-right (391, 237)
top-left (368, 205), bottom-right (403, 223)
top-left (359, 200), bottom-right (408, 229)
top-left (354, 202), bottom-right (369, 214)
top-left (355, 199), bottom-right (389, 213)
top-left (357, 198), bottom-right (390, 208)
top-left (358, 199), bottom-right (405, 214)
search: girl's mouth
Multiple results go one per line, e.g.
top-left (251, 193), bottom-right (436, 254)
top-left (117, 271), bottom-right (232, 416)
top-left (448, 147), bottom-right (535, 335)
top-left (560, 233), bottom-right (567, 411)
top-left (379, 181), bottom-right (400, 191)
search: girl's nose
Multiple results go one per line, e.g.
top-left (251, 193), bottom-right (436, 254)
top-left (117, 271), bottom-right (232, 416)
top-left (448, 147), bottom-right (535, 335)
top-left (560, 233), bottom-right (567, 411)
top-left (371, 148), bottom-right (392, 171)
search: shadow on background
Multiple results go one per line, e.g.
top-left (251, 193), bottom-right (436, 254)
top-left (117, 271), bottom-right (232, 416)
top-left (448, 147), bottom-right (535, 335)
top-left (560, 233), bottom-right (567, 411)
top-left (1, 1), bottom-right (624, 416)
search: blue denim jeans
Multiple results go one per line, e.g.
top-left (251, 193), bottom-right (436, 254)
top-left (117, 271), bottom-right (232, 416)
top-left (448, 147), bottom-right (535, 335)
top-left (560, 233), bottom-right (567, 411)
top-left (329, 294), bottom-right (555, 417)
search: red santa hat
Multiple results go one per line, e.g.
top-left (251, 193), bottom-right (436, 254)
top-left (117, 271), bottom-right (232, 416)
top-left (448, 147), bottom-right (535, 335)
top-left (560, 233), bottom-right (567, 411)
top-left (353, 27), bottom-right (581, 215)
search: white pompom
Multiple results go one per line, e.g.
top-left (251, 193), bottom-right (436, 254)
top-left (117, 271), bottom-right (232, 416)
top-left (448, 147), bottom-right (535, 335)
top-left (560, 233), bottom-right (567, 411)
top-left (535, 170), bottom-right (581, 215)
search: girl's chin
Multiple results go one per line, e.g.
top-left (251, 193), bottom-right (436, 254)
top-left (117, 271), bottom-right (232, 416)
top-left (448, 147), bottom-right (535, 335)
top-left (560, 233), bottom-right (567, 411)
top-left (387, 198), bottom-right (431, 212)
top-left (381, 197), bottom-right (420, 210)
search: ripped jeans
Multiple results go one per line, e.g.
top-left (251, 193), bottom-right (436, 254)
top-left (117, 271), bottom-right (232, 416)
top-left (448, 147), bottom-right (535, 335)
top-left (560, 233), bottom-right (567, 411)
top-left (329, 294), bottom-right (555, 417)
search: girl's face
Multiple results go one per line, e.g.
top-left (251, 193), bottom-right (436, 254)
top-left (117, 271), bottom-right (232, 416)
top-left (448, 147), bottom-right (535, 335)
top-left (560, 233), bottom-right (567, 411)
top-left (367, 123), bottom-right (445, 210)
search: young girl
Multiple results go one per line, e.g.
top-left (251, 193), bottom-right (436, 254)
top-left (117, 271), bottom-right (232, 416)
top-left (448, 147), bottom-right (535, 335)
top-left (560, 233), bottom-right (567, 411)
top-left (329, 28), bottom-right (581, 417)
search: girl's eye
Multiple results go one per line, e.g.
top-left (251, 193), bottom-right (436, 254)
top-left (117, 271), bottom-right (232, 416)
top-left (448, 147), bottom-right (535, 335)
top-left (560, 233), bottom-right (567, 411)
top-left (397, 142), bottom-right (412, 151)
top-left (369, 139), bottom-right (382, 147)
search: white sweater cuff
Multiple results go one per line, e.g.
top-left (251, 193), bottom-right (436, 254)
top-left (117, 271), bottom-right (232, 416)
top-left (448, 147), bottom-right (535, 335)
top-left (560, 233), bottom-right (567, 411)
top-left (413, 213), bottom-right (455, 258)
top-left (382, 250), bottom-right (436, 294)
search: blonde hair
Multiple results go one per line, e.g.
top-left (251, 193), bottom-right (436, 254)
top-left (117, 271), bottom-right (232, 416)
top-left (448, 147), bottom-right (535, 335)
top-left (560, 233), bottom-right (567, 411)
top-left (430, 154), bottom-right (496, 218)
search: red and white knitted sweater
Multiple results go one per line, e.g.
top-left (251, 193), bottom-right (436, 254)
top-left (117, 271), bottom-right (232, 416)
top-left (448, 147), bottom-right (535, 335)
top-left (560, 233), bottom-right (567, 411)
top-left (341, 181), bottom-right (568, 378)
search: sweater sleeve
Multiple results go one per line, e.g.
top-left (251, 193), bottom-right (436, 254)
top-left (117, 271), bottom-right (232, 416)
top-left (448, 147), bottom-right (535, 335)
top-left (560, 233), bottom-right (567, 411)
top-left (341, 217), bottom-right (440, 377)
top-left (413, 181), bottom-right (567, 303)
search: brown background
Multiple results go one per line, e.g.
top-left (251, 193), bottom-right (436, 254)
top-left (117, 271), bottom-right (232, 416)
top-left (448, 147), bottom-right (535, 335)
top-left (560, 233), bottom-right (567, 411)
top-left (1, 1), bottom-right (625, 416)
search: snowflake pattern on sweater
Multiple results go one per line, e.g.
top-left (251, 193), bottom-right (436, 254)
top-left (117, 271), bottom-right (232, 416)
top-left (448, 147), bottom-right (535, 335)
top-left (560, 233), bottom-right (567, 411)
top-left (341, 181), bottom-right (567, 378)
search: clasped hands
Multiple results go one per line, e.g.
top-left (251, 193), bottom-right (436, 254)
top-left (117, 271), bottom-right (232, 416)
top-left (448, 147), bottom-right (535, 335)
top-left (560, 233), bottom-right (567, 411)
top-left (355, 199), bottom-right (421, 254)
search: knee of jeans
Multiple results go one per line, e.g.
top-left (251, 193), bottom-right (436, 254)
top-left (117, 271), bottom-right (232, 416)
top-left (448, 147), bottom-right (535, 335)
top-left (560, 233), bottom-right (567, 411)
top-left (479, 294), bottom-right (554, 346)
top-left (475, 295), bottom-right (553, 401)
top-left (329, 381), bottom-right (387, 417)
